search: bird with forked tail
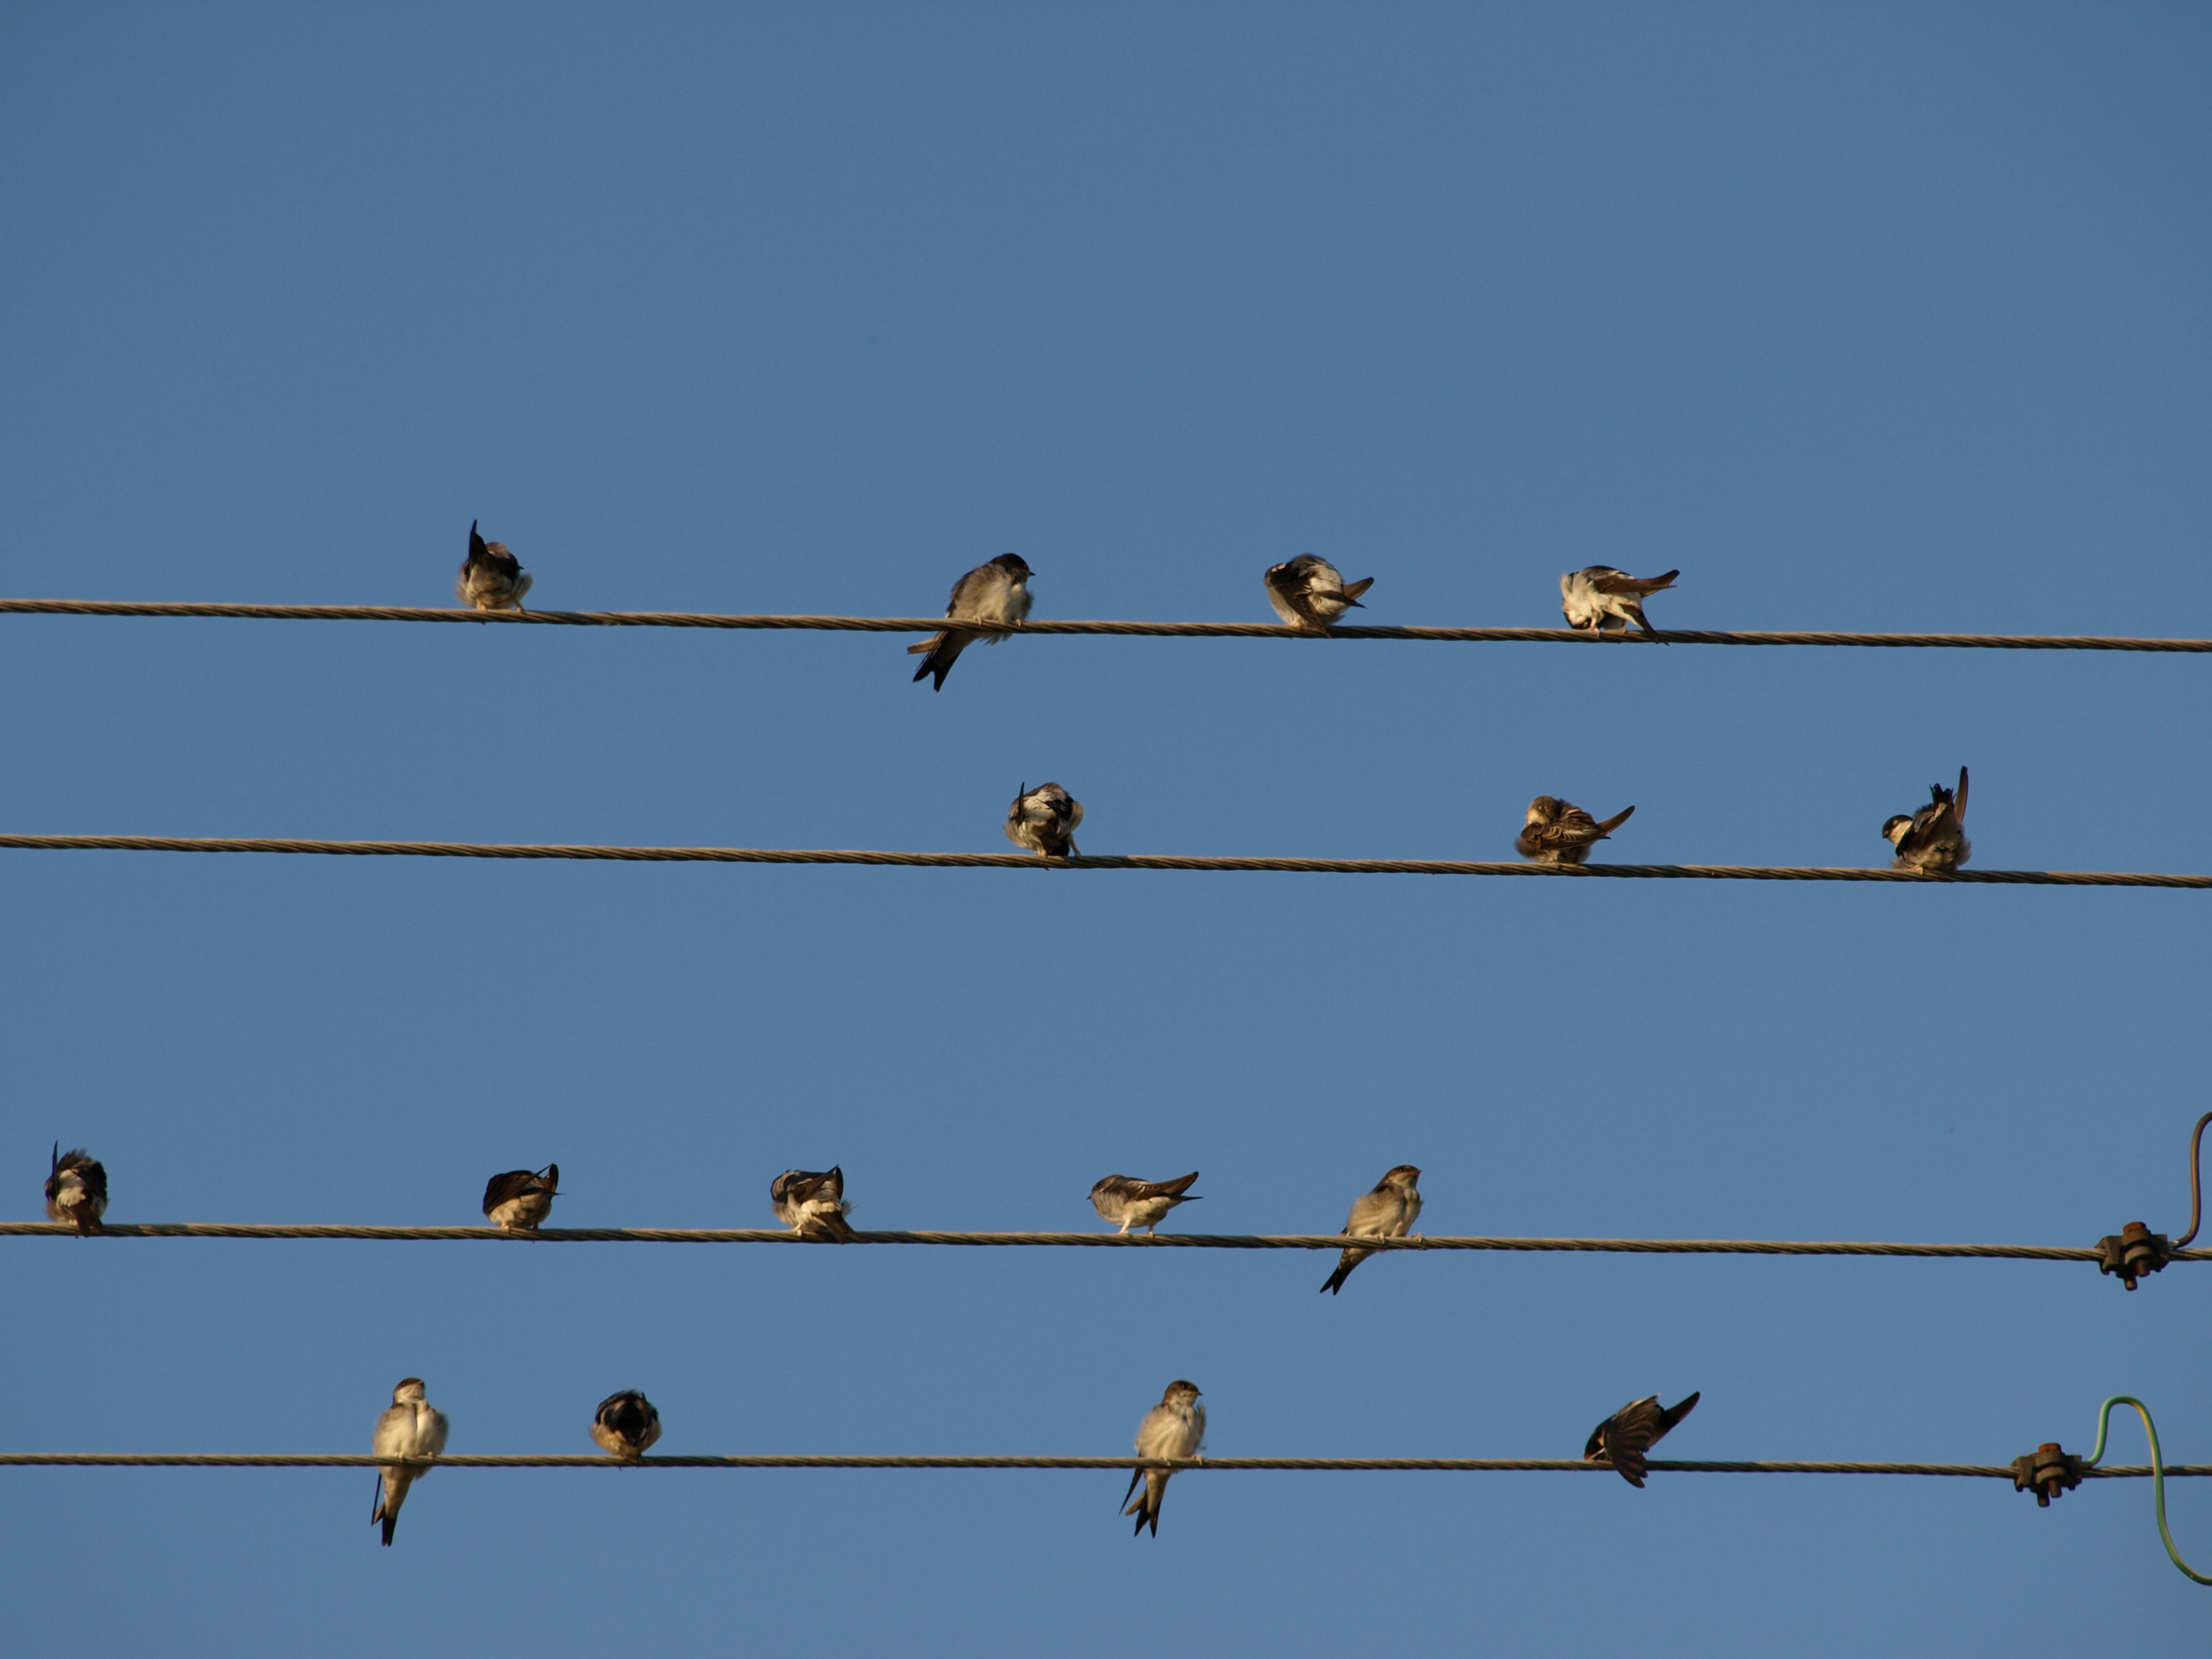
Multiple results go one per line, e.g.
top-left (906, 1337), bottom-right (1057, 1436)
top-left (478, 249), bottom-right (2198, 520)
top-left (1123, 1379), bottom-right (1206, 1537)
top-left (1516, 796), bottom-right (1634, 865)
top-left (772, 1166), bottom-right (859, 1241)
top-left (1584, 1392), bottom-right (1700, 1487)
top-left (909, 555), bottom-right (1033, 689)
top-left (44, 1145), bottom-right (107, 1234)
top-left (1883, 767), bottom-right (1970, 873)
top-left (1320, 1164), bottom-right (1423, 1294)
top-left (457, 521), bottom-right (533, 612)
top-left (591, 1390), bottom-right (663, 1461)
top-left (1264, 554), bottom-right (1373, 634)
top-left (1560, 566), bottom-right (1677, 638)
top-left (481, 1164), bottom-right (558, 1231)
top-left (1089, 1171), bottom-right (1202, 1235)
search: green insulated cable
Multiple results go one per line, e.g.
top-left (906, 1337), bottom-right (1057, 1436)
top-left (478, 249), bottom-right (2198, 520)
top-left (2084, 1397), bottom-right (2211, 1585)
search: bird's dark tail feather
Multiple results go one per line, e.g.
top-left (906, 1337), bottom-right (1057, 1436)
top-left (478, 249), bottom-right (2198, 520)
top-left (1120, 1468), bottom-right (1143, 1513)
top-left (1594, 805), bottom-right (1635, 836)
top-left (1340, 577), bottom-right (1374, 605)
top-left (1658, 1392), bottom-right (1701, 1436)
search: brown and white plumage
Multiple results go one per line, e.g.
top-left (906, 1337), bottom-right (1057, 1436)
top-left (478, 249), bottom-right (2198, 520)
top-left (1883, 767), bottom-right (1970, 873)
top-left (1089, 1171), bottom-right (1202, 1235)
top-left (1006, 782), bottom-right (1084, 857)
top-left (457, 520), bottom-right (533, 611)
top-left (1584, 1392), bottom-right (1700, 1487)
top-left (481, 1164), bottom-right (558, 1231)
top-left (590, 1390), bottom-right (663, 1461)
top-left (1516, 796), bottom-right (1634, 864)
top-left (44, 1145), bottom-right (107, 1233)
top-left (771, 1166), bottom-right (858, 1241)
top-left (1264, 554), bottom-right (1373, 633)
top-left (1320, 1164), bottom-right (1423, 1294)
top-left (909, 554), bottom-right (1033, 690)
top-left (1560, 566), bottom-right (1677, 638)
top-left (1122, 1379), bottom-right (1206, 1537)
top-left (371, 1378), bottom-right (449, 1546)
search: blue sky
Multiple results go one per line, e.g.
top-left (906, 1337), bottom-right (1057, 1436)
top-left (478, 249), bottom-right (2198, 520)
top-left (2, 4), bottom-right (2207, 1654)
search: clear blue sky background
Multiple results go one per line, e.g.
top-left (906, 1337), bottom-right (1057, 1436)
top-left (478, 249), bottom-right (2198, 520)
top-left (3, 5), bottom-right (2208, 1654)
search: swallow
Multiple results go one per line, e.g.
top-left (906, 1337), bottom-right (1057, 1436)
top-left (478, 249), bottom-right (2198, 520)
top-left (1005, 781), bottom-right (1084, 857)
top-left (591, 1390), bottom-right (664, 1461)
top-left (44, 1145), bottom-right (107, 1234)
top-left (1320, 1164), bottom-right (1423, 1294)
top-left (1560, 566), bottom-right (1678, 638)
top-left (371, 1377), bottom-right (450, 1546)
top-left (457, 520), bottom-right (534, 612)
top-left (1883, 767), bottom-right (1970, 873)
top-left (1264, 554), bottom-right (1373, 634)
top-left (481, 1165), bottom-right (559, 1231)
top-left (1123, 1379), bottom-right (1206, 1537)
top-left (1516, 796), bottom-right (1635, 864)
top-left (1089, 1172), bottom-right (1202, 1235)
top-left (909, 554), bottom-right (1033, 689)
top-left (1584, 1392), bottom-right (1700, 1487)
top-left (771, 1167), bottom-right (859, 1241)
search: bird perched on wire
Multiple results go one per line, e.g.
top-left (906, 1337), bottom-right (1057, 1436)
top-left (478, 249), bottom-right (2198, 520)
top-left (1089, 1171), bottom-right (1202, 1235)
top-left (371, 1377), bottom-right (449, 1546)
top-left (1883, 767), bottom-right (1970, 873)
top-left (909, 554), bottom-right (1033, 690)
top-left (590, 1390), bottom-right (664, 1461)
top-left (1559, 566), bottom-right (1678, 638)
top-left (1584, 1392), bottom-right (1700, 1487)
top-left (1005, 781), bottom-right (1084, 857)
top-left (44, 1145), bottom-right (107, 1234)
top-left (1320, 1164), bottom-right (1423, 1294)
top-left (1123, 1379), bottom-right (1206, 1537)
top-left (481, 1165), bottom-right (559, 1231)
top-left (1516, 796), bottom-right (1635, 864)
top-left (457, 521), bottom-right (533, 612)
top-left (772, 1167), bottom-right (859, 1241)
top-left (1264, 554), bottom-right (1373, 634)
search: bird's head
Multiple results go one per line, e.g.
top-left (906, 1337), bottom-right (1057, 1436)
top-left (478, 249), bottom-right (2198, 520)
top-left (392, 1379), bottom-right (428, 1404)
top-left (1164, 1380), bottom-right (1202, 1406)
top-left (1524, 797), bottom-right (1562, 826)
top-left (993, 553), bottom-right (1033, 580)
top-left (1881, 814), bottom-right (1912, 846)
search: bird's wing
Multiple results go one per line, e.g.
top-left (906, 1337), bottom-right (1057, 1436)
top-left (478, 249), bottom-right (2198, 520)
top-left (1590, 569), bottom-right (1678, 597)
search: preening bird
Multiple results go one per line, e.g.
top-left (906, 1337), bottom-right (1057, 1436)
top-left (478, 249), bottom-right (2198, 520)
top-left (771, 1167), bottom-right (858, 1241)
top-left (1584, 1392), bottom-right (1701, 1487)
top-left (481, 1165), bottom-right (559, 1231)
top-left (1559, 566), bottom-right (1678, 638)
top-left (1006, 781), bottom-right (1084, 857)
top-left (591, 1390), bottom-right (664, 1461)
top-left (1320, 1164), bottom-right (1423, 1294)
top-left (44, 1145), bottom-right (107, 1233)
top-left (1123, 1379), bottom-right (1206, 1537)
top-left (1516, 796), bottom-right (1635, 864)
top-left (1883, 767), bottom-right (1971, 873)
top-left (909, 554), bottom-right (1033, 690)
top-left (1264, 554), bottom-right (1373, 633)
top-left (1088, 1172), bottom-right (1202, 1235)
top-left (457, 520), bottom-right (533, 612)
top-left (371, 1378), bottom-right (449, 1546)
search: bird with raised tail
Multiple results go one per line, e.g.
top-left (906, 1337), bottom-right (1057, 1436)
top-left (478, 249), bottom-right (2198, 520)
top-left (909, 554), bottom-right (1033, 690)
top-left (44, 1145), bottom-right (107, 1234)
top-left (1584, 1392), bottom-right (1700, 1487)
top-left (1006, 782), bottom-right (1084, 857)
top-left (1089, 1172), bottom-right (1202, 1235)
top-left (771, 1167), bottom-right (859, 1241)
top-left (1320, 1164), bottom-right (1423, 1294)
top-left (371, 1378), bottom-right (449, 1546)
top-left (591, 1390), bottom-right (663, 1461)
top-left (1560, 566), bottom-right (1677, 638)
top-left (457, 521), bottom-right (533, 612)
top-left (1516, 796), bottom-right (1635, 865)
top-left (1883, 767), bottom-right (1970, 873)
top-left (481, 1164), bottom-right (558, 1231)
top-left (1264, 554), bottom-right (1373, 634)
top-left (1123, 1379), bottom-right (1206, 1537)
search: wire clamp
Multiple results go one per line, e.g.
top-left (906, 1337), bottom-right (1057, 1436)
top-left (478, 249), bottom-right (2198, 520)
top-left (2096, 1221), bottom-right (2171, 1291)
top-left (2012, 1442), bottom-right (2085, 1506)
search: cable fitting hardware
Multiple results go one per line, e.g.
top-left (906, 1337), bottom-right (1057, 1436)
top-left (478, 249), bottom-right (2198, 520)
top-left (2096, 1222), bottom-right (2171, 1291)
top-left (2013, 1443), bottom-right (2085, 1507)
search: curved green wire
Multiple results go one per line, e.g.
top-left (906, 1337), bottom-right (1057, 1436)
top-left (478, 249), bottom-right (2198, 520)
top-left (2081, 1396), bottom-right (2211, 1585)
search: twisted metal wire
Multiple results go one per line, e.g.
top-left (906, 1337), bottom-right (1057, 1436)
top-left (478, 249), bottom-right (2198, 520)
top-left (1, 835), bottom-right (2205, 887)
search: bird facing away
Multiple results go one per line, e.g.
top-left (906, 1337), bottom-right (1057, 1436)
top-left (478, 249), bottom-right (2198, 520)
top-left (909, 554), bottom-right (1033, 690)
top-left (1089, 1172), bottom-right (1202, 1235)
top-left (1883, 767), bottom-right (1971, 873)
top-left (771, 1167), bottom-right (859, 1241)
top-left (481, 1165), bottom-right (559, 1231)
top-left (591, 1390), bottom-right (664, 1461)
top-left (1123, 1379), bottom-right (1206, 1537)
top-left (1006, 781), bottom-right (1084, 857)
top-left (44, 1145), bottom-right (107, 1234)
top-left (1321, 1164), bottom-right (1424, 1294)
top-left (371, 1378), bottom-right (449, 1546)
top-left (1584, 1392), bottom-right (1701, 1488)
top-left (1559, 566), bottom-right (1678, 638)
top-left (457, 520), bottom-right (533, 612)
top-left (1264, 554), bottom-right (1374, 634)
top-left (1516, 796), bottom-right (1635, 865)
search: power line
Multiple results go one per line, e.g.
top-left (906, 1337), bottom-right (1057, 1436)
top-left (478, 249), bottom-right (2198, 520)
top-left (1, 598), bottom-right (2206, 651)
top-left (2, 834), bottom-right (2205, 887)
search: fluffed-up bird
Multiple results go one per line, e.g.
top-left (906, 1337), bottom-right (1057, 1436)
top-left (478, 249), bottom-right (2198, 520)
top-left (1264, 554), bottom-right (1373, 634)
top-left (481, 1165), bottom-right (559, 1231)
top-left (457, 520), bottom-right (533, 612)
top-left (591, 1390), bottom-right (664, 1461)
top-left (1883, 767), bottom-right (1970, 873)
top-left (1089, 1172), bottom-right (1202, 1235)
top-left (1006, 781), bottom-right (1084, 857)
top-left (371, 1378), bottom-right (449, 1546)
top-left (772, 1167), bottom-right (859, 1241)
top-left (1516, 796), bottom-right (1635, 864)
top-left (1123, 1379), bottom-right (1206, 1537)
top-left (1321, 1164), bottom-right (1423, 1294)
top-left (909, 554), bottom-right (1033, 690)
top-left (44, 1145), bottom-right (107, 1234)
top-left (1584, 1392), bottom-right (1701, 1488)
top-left (1560, 566), bottom-right (1678, 638)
